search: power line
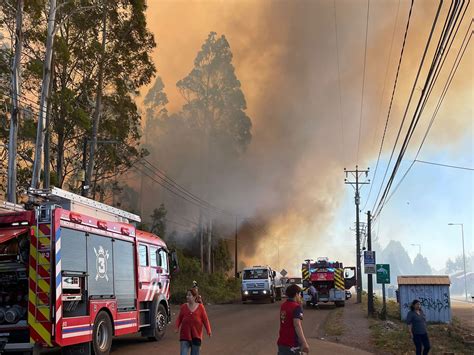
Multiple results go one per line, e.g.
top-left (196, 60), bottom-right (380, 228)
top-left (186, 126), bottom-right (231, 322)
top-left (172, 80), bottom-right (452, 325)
top-left (372, 0), bottom-right (445, 216)
top-left (140, 159), bottom-right (233, 216)
top-left (375, 24), bottom-right (473, 214)
top-left (333, 0), bottom-right (345, 166)
top-left (135, 163), bottom-right (210, 211)
top-left (356, 0), bottom-right (370, 164)
top-left (415, 159), bottom-right (474, 171)
top-left (373, 2), bottom-right (471, 219)
top-left (362, 0), bottom-right (407, 211)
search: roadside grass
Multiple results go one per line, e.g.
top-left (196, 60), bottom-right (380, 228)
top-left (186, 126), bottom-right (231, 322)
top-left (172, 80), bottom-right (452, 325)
top-left (323, 307), bottom-right (345, 337)
top-left (363, 294), bottom-right (474, 354)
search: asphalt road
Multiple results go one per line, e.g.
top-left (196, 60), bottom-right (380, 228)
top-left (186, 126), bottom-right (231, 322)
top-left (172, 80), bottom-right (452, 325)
top-left (110, 300), bottom-right (334, 355)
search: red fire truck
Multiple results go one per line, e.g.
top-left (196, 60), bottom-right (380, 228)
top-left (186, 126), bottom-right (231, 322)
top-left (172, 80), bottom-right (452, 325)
top-left (0, 187), bottom-right (178, 354)
top-left (301, 257), bottom-right (356, 307)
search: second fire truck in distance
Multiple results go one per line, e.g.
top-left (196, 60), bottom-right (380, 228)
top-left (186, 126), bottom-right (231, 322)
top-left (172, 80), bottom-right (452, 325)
top-left (301, 257), bottom-right (356, 307)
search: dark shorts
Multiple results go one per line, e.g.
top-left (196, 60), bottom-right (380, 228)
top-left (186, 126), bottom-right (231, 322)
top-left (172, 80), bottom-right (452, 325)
top-left (277, 345), bottom-right (301, 355)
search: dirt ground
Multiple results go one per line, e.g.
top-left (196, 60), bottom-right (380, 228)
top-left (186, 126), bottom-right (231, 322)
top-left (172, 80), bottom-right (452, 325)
top-left (320, 297), bottom-right (375, 353)
top-left (451, 299), bottom-right (474, 331)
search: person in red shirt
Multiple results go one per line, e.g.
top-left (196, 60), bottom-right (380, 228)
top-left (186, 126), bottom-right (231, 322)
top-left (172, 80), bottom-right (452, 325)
top-left (277, 284), bottom-right (310, 355)
top-left (175, 288), bottom-right (212, 355)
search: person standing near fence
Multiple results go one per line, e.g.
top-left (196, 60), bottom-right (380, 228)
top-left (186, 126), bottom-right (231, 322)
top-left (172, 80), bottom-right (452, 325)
top-left (406, 299), bottom-right (431, 355)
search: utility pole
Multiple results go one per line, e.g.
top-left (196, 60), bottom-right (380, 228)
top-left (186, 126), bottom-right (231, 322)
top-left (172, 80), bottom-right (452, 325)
top-left (199, 211), bottom-right (204, 272)
top-left (344, 166), bottom-right (370, 303)
top-left (207, 215), bottom-right (212, 273)
top-left (7, 0), bottom-right (24, 203)
top-left (235, 216), bottom-right (238, 278)
top-left (367, 210), bottom-right (374, 315)
top-left (31, 0), bottom-right (57, 189)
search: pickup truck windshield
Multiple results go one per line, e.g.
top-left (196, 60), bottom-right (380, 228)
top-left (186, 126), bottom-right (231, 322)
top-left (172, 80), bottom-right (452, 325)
top-left (243, 269), bottom-right (268, 279)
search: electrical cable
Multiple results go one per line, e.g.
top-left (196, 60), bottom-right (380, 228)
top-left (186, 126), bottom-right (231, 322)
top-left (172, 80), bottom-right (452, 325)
top-left (333, 0), bottom-right (346, 166)
top-left (373, 22), bottom-right (472, 217)
top-left (362, 0), bottom-right (406, 211)
top-left (356, 0), bottom-right (370, 164)
top-left (372, 0), bottom-right (445, 216)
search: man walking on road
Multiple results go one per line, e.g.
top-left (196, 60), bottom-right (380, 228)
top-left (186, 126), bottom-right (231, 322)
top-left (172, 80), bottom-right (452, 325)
top-left (277, 284), bottom-right (310, 355)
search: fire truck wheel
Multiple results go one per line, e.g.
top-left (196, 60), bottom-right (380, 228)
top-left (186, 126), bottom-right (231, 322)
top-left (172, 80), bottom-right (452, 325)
top-left (148, 303), bottom-right (167, 341)
top-left (92, 311), bottom-right (113, 355)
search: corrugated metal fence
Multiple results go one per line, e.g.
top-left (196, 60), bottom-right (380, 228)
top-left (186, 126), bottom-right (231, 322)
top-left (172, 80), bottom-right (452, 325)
top-left (399, 284), bottom-right (451, 323)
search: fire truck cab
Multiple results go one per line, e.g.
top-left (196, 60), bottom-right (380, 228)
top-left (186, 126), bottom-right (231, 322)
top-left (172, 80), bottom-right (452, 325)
top-left (0, 188), bottom-right (178, 354)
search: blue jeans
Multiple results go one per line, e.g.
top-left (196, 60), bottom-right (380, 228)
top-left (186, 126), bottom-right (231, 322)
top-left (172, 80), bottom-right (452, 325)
top-left (412, 333), bottom-right (431, 355)
top-left (180, 340), bottom-right (200, 355)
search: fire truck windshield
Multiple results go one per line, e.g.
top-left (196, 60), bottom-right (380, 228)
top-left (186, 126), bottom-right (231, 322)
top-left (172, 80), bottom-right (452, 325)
top-left (243, 269), bottom-right (268, 280)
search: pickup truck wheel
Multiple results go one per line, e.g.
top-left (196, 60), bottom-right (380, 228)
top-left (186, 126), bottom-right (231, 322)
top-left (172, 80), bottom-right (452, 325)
top-left (92, 311), bottom-right (113, 355)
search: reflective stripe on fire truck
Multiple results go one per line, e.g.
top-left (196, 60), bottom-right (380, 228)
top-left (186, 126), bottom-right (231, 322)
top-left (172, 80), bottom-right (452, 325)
top-left (301, 266), bottom-right (310, 292)
top-left (28, 224), bottom-right (53, 346)
top-left (145, 280), bottom-right (170, 301)
top-left (55, 228), bottom-right (63, 332)
top-left (334, 268), bottom-right (344, 290)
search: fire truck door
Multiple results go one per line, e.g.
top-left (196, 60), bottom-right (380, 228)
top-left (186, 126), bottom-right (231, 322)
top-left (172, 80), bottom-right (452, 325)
top-left (343, 267), bottom-right (357, 289)
top-left (138, 244), bottom-right (151, 300)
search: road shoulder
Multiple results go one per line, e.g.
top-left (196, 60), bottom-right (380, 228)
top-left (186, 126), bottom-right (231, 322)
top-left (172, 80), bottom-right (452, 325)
top-left (320, 299), bottom-right (375, 353)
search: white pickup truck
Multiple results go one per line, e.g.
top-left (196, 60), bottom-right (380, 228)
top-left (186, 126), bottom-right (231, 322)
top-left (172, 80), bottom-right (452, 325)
top-left (241, 266), bottom-right (283, 303)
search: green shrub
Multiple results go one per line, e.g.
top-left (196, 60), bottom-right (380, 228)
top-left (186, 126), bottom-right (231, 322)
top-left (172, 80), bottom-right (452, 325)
top-left (169, 249), bottom-right (240, 304)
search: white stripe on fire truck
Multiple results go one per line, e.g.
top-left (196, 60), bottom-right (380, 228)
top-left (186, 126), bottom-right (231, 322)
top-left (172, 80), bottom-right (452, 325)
top-left (115, 323), bottom-right (137, 330)
top-left (151, 282), bottom-right (160, 301)
top-left (62, 330), bottom-right (93, 338)
top-left (55, 229), bottom-right (63, 326)
top-left (63, 323), bottom-right (91, 329)
top-left (151, 282), bottom-right (158, 300)
top-left (145, 281), bottom-right (154, 301)
top-left (55, 305), bottom-right (62, 325)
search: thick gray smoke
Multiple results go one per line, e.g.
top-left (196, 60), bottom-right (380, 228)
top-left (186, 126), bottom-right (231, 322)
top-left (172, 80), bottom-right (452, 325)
top-left (133, 0), bottom-right (472, 273)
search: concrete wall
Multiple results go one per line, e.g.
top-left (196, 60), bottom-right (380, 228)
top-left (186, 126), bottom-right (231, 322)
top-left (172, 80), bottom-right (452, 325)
top-left (399, 284), bottom-right (451, 323)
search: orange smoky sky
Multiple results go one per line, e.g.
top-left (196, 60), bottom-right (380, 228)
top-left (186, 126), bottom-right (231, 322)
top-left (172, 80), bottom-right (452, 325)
top-left (138, 0), bottom-right (472, 272)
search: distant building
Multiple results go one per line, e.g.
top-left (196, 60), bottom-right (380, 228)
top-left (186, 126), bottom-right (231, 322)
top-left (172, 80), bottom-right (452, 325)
top-left (398, 275), bottom-right (451, 323)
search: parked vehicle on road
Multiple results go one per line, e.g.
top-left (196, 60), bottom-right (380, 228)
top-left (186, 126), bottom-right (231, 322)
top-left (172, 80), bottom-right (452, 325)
top-left (0, 187), bottom-right (178, 354)
top-left (241, 266), bottom-right (283, 303)
top-left (282, 276), bottom-right (303, 296)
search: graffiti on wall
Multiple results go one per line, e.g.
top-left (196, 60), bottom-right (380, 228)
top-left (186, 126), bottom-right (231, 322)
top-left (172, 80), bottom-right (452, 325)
top-left (402, 292), bottom-right (450, 313)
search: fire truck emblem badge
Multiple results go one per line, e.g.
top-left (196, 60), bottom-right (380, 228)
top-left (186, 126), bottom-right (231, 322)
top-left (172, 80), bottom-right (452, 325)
top-left (94, 246), bottom-right (110, 281)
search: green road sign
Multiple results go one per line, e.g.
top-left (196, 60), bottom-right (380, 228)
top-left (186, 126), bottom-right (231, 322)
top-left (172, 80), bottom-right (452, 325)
top-left (376, 264), bottom-right (390, 284)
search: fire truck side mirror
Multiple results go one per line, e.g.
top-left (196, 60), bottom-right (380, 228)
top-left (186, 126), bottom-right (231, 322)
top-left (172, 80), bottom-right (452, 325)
top-left (170, 250), bottom-right (179, 274)
top-left (272, 271), bottom-right (276, 278)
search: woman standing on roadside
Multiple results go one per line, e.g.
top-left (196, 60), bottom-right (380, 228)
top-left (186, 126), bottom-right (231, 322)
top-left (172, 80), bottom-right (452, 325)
top-left (406, 299), bottom-right (431, 355)
top-left (175, 288), bottom-right (212, 355)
